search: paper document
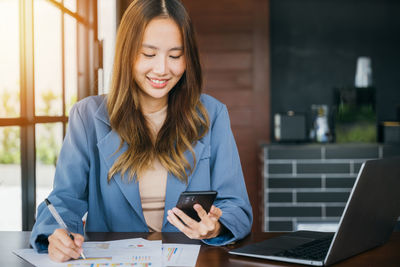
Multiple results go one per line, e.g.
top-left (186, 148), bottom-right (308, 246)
top-left (163, 243), bottom-right (200, 266)
top-left (13, 238), bottom-right (200, 267)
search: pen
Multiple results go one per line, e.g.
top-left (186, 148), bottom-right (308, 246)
top-left (44, 198), bottom-right (86, 259)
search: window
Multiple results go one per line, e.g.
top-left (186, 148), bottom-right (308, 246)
top-left (0, 0), bottom-right (99, 231)
top-left (98, 0), bottom-right (116, 94)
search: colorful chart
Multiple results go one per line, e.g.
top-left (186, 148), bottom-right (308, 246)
top-left (80, 257), bottom-right (112, 261)
top-left (67, 263), bottom-right (151, 267)
top-left (132, 255), bottom-right (151, 262)
top-left (128, 244), bottom-right (144, 248)
top-left (165, 247), bottom-right (180, 261)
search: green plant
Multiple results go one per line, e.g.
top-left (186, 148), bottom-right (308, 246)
top-left (0, 89), bottom-right (20, 164)
top-left (0, 127), bottom-right (20, 164)
top-left (36, 90), bottom-right (61, 166)
top-left (0, 88), bottom-right (74, 165)
top-left (335, 122), bottom-right (376, 143)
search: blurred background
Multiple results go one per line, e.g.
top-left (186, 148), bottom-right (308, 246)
top-left (0, 0), bottom-right (399, 233)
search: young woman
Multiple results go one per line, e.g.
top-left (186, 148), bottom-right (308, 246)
top-left (30, 0), bottom-right (252, 262)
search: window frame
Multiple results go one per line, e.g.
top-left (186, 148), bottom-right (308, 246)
top-left (0, 0), bottom-right (99, 230)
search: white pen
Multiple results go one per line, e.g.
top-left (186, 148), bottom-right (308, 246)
top-left (45, 198), bottom-right (86, 259)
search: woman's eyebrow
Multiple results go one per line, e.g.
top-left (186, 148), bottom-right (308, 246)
top-left (142, 44), bottom-right (183, 51)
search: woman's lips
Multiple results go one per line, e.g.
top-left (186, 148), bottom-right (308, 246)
top-left (147, 77), bottom-right (169, 88)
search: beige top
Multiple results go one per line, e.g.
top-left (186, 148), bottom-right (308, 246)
top-left (139, 105), bottom-right (168, 232)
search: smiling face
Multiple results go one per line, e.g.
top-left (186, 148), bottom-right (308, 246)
top-left (134, 17), bottom-right (186, 113)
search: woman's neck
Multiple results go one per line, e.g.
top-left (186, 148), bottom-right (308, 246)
top-left (139, 95), bottom-right (168, 114)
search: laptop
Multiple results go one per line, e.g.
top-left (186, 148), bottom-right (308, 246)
top-left (229, 157), bottom-right (400, 266)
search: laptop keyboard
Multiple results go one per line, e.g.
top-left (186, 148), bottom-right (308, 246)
top-left (274, 236), bottom-right (333, 261)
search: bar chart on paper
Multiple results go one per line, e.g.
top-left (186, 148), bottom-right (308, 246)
top-left (13, 239), bottom-right (200, 267)
top-left (165, 247), bottom-right (180, 261)
top-left (162, 244), bottom-right (200, 266)
top-left (65, 255), bottom-right (155, 266)
top-left (13, 238), bottom-right (162, 267)
top-left (66, 263), bottom-right (152, 266)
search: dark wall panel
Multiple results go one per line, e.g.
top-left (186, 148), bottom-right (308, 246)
top-left (271, 0), bottom-right (400, 132)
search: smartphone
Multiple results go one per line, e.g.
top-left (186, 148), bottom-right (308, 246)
top-left (175, 191), bottom-right (218, 222)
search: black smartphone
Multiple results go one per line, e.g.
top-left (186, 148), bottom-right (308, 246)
top-left (175, 191), bottom-right (218, 222)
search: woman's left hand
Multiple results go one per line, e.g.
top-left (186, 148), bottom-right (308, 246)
top-left (167, 204), bottom-right (223, 239)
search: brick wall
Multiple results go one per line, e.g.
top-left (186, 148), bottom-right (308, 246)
top-left (263, 144), bottom-right (400, 231)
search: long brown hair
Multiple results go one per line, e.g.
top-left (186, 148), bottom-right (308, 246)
top-left (107, 0), bottom-right (209, 183)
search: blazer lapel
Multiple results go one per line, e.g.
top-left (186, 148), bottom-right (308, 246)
top-left (95, 103), bottom-right (147, 227)
top-left (162, 140), bottom-right (205, 229)
top-left (94, 99), bottom-right (208, 230)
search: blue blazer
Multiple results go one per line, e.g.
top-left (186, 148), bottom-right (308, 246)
top-left (30, 94), bottom-right (253, 251)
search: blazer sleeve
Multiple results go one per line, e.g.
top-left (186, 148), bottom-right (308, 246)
top-left (30, 104), bottom-right (89, 252)
top-left (202, 104), bottom-right (253, 246)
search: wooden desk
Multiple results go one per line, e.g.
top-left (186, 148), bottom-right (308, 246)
top-left (2, 231), bottom-right (400, 266)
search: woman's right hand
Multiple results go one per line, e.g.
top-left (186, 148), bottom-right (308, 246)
top-left (48, 228), bottom-right (84, 262)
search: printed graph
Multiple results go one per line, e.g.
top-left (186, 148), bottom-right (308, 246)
top-left (162, 244), bottom-right (199, 266)
top-left (165, 247), bottom-right (181, 262)
top-left (67, 263), bottom-right (152, 267)
top-left (79, 257), bottom-right (112, 261)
